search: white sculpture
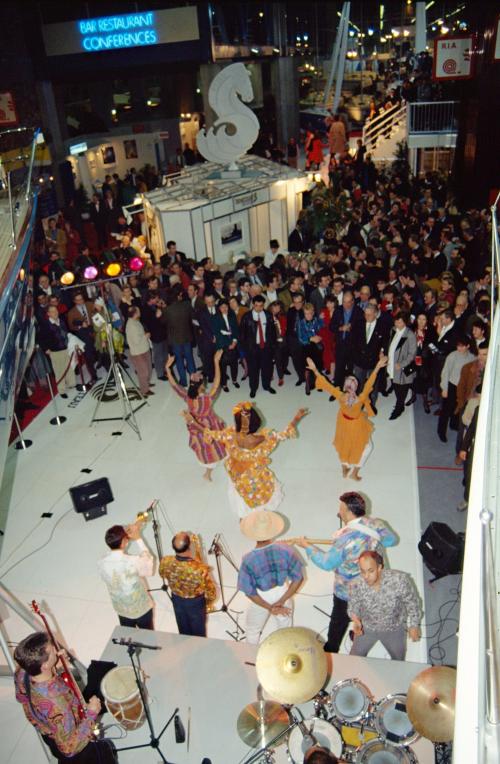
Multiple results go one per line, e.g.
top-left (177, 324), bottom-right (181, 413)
top-left (196, 63), bottom-right (260, 170)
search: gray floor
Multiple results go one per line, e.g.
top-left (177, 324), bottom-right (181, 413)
top-left (413, 395), bottom-right (467, 667)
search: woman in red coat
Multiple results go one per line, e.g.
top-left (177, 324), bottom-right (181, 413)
top-left (308, 131), bottom-right (324, 170)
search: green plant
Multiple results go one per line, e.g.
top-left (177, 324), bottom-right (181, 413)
top-left (392, 140), bottom-right (411, 180)
top-left (304, 184), bottom-right (350, 238)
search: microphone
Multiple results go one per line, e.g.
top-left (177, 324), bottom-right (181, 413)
top-left (208, 533), bottom-right (220, 555)
top-left (174, 713), bottom-right (186, 743)
top-left (112, 637), bottom-right (162, 651)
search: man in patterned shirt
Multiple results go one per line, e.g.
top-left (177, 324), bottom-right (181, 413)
top-left (238, 511), bottom-right (304, 644)
top-left (296, 492), bottom-right (397, 653)
top-left (98, 522), bottom-right (155, 630)
top-left (348, 550), bottom-right (422, 661)
top-left (14, 631), bottom-right (117, 762)
top-left (159, 532), bottom-right (216, 637)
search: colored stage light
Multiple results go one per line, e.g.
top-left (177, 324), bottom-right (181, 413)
top-left (60, 271), bottom-right (75, 285)
top-left (105, 262), bottom-right (122, 277)
top-left (129, 256), bottom-right (144, 271)
top-left (83, 265), bottom-right (99, 280)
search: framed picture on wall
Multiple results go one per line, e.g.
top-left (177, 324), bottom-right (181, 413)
top-left (220, 220), bottom-right (243, 247)
top-left (101, 145), bottom-right (116, 165)
top-left (124, 139), bottom-right (138, 159)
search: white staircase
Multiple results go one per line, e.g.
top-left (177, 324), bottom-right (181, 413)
top-left (362, 102), bottom-right (407, 163)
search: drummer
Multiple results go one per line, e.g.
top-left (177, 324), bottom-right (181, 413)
top-left (303, 746), bottom-right (339, 763)
top-left (348, 550), bottom-right (422, 661)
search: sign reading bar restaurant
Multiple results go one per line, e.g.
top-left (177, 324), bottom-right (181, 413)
top-left (42, 6), bottom-right (199, 57)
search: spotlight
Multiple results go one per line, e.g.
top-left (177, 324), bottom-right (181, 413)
top-left (441, 26), bottom-right (449, 34)
top-left (60, 271), bottom-right (75, 286)
top-left (367, 28), bottom-right (374, 36)
top-left (105, 262), bottom-right (122, 277)
top-left (83, 265), bottom-right (98, 280)
top-left (129, 256), bottom-right (144, 272)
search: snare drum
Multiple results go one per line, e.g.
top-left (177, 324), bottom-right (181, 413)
top-left (287, 718), bottom-right (342, 764)
top-left (101, 666), bottom-right (146, 730)
top-left (373, 694), bottom-right (418, 746)
top-left (356, 739), bottom-right (418, 764)
top-left (330, 678), bottom-right (374, 724)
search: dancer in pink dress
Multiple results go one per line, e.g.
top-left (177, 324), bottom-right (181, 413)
top-left (166, 350), bottom-right (226, 481)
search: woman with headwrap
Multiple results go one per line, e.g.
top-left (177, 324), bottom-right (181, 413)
top-left (165, 350), bottom-right (226, 481)
top-left (306, 354), bottom-right (388, 481)
top-left (187, 402), bottom-right (308, 517)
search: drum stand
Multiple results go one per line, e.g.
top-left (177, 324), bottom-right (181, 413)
top-left (208, 533), bottom-right (245, 641)
top-left (113, 638), bottom-right (177, 763)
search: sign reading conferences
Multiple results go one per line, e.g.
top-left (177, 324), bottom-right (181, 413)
top-left (78, 12), bottom-right (158, 52)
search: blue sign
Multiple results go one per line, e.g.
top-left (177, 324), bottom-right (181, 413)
top-left (77, 12), bottom-right (157, 52)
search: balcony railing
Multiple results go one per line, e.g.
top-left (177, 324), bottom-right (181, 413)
top-left (408, 100), bottom-right (458, 134)
top-left (453, 195), bottom-right (500, 764)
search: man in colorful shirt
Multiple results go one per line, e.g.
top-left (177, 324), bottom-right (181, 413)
top-left (159, 532), bottom-right (216, 637)
top-left (238, 511), bottom-right (304, 644)
top-left (14, 631), bottom-right (116, 762)
top-left (348, 550), bottom-right (422, 661)
top-left (296, 491), bottom-right (397, 652)
top-left (98, 522), bottom-right (155, 629)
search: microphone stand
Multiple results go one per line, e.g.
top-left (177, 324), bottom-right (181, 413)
top-left (208, 534), bottom-right (245, 641)
top-left (145, 501), bottom-right (172, 602)
top-left (112, 638), bottom-right (177, 763)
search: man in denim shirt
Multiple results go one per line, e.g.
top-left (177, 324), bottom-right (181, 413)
top-left (296, 492), bottom-right (397, 652)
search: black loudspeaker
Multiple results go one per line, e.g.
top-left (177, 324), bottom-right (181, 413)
top-left (418, 522), bottom-right (464, 579)
top-left (70, 478), bottom-right (113, 521)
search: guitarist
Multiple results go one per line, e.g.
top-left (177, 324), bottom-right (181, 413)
top-left (14, 631), bottom-right (117, 762)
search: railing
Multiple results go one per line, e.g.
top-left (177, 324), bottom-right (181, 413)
top-left (362, 102), bottom-right (407, 151)
top-left (453, 197), bottom-right (500, 764)
top-left (0, 127), bottom-right (42, 252)
top-left (407, 101), bottom-right (458, 134)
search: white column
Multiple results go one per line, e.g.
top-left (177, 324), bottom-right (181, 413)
top-left (76, 154), bottom-right (94, 197)
top-left (415, 2), bottom-right (427, 54)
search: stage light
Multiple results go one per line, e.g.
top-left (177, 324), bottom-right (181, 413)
top-left (60, 271), bottom-right (75, 286)
top-left (368, 28), bottom-right (374, 35)
top-left (105, 262), bottom-right (122, 277)
top-left (129, 256), bottom-right (144, 272)
top-left (83, 265), bottom-right (98, 280)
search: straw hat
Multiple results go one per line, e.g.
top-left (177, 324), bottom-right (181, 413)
top-left (240, 511), bottom-right (285, 542)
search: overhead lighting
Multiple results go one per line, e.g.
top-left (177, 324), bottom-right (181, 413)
top-left (303, 34), bottom-right (309, 41)
top-left (392, 28), bottom-right (399, 37)
top-left (251, 47), bottom-right (259, 54)
top-left (425, 1), bottom-right (435, 8)
top-left (349, 30), bottom-right (355, 37)
top-left (258, 11), bottom-right (264, 18)
top-left (431, 25), bottom-right (437, 31)
top-left (196, 87), bottom-right (201, 94)
top-left (403, 29), bottom-right (410, 37)
top-left (273, 47), bottom-right (280, 53)
top-left (380, 36), bottom-right (387, 43)
top-left (367, 28), bottom-right (374, 36)
top-left (441, 26), bottom-right (449, 34)
top-left (437, 18), bottom-right (443, 25)
top-left (111, 108), bottom-right (117, 116)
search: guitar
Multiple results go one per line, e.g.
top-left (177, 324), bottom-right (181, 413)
top-left (30, 600), bottom-right (87, 720)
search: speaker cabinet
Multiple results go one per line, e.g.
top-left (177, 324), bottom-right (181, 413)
top-left (70, 478), bottom-right (113, 521)
top-left (418, 522), bottom-right (464, 578)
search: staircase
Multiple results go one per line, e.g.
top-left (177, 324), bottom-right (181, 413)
top-left (362, 102), bottom-right (407, 163)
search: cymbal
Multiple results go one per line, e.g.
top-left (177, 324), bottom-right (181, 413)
top-left (406, 666), bottom-right (456, 742)
top-left (256, 627), bottom-right (328, 705)
top-left (237, 701), bottom-right (290, 748)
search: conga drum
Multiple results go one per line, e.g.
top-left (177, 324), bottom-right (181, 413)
top-left (100, 666), bottom-right (146, 730)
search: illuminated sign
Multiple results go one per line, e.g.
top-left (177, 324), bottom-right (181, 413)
top-left (69, 142), bottom-right (88, 155)
top-left (78, 12), bottom-right (157, 52)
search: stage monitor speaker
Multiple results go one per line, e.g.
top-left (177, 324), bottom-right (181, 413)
top-left (418, 522), bottom-right (464, 578)
top-left (70, 478), bottom-right (113, 521)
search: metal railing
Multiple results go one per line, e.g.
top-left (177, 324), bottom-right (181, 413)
top-left (453, 196), bottom-right (500, 764)
top-left (408, 101), bottom-right (458, 134)
top-left (0, 126), bottom-right (42, 250)
top-left (362, 102), bottom-right (407, 151)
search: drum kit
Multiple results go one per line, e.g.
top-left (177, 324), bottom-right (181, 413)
top-left (237, 628), bottom-right (457, 764)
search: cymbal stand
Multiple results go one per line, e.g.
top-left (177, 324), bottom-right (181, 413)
top-left (208, 533), bottom-right (245, 641)
top-left (241, 707), bottom-right (306, 764)
top-left (113, 638), bottom-right (177, 763)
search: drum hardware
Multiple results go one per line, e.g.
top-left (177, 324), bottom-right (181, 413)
top-left (313, 689), bottom-right (331, 720)
top-left (255, 627), bottom-right (328, 705)
top-left (207, 533), bottom-right (246, 641)
top-left (287, 716), bottom-right (343, 764)
top-left (406, 666), bottom-right (456, 743)
top-left (373, 693), bottom-right (419, 747)
top-left (110, 637), bottom-right (177, 763)
top-left (237, 700), bottom-right (291, 748)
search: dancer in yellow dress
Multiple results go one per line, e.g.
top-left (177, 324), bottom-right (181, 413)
top-left (186, 402), bottom-right (308, 517)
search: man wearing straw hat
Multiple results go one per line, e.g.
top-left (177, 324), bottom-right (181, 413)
top-left (237, 511), bottom-right (304, 644)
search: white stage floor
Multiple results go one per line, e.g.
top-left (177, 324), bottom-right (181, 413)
top-left (0, 371), bottom-right (427, 762)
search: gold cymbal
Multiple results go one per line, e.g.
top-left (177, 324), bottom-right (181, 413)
top-left (406, 666), bottom-right (456, 742)
top-left (237, 701), bottom-right (290, 748)
top-left (256, 627), bottom-right (328, 705)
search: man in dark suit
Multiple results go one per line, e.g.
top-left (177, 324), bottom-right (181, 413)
top-left (352, 304), bottom-right (389, 412)
top-left (285, 292), bottom-right (306, 384)
top-left (89, 193), bottom-right (107, 248)
top-left (239, 295), bottom-right (276, 398)
top-left (430, 309), bottom-right (458, 401)
top-left (196, 294), bottom-right (218, 382)
top-left (164, 285), bottom-right (196, 386)
top-left (288, 221), bottom-right (306, 253)
top-left (331, 291), bottom-right (364, 387)
top-left (309, 272), bottom-right (331, 316)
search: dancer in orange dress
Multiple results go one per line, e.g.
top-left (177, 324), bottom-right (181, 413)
top-left (186, 402), bottom-right (308, 517)
top-left (306, 355), bottom-right (388, 481)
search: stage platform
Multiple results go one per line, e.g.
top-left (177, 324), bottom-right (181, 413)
top-left (98, 626), bottom-right (434, 764)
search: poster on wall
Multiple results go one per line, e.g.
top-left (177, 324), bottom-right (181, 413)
top-left (124, 139), bottom-right (138, 159)
top-left (220, 221), bottom-right (243, 247)
top-left (433, 35), bottom-right (474, 80)
top-left (212, 213), bottom-right (250, 263)
top-left (0, 92), bottom-right (18, 127)
top-left (101, 145), bottom-right (116, 165)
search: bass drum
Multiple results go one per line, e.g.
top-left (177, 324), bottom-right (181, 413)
top-left (373, 694), bottom-right (419, 746)
top-left (330, 678), bottom-right (374, 724)
top-left (287, 718), bottom-right (342, 764)
top-left (356, 739), bottom-right (418, 764)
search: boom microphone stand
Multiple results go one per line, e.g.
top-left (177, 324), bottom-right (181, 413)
top-left (208, 533), bottom-right (245, 641)
top-left (112, 637), bottom-right (176, 763)
top-left (141, 500), bottom-right (172, 602)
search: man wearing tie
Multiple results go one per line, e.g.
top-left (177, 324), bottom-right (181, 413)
top-left (240, 295), bottom-right (277, 398)
top-left (246, 261), bottom-right (264, 287)
top-left (331, 291), bottom-right (364, 387)
top-left (310, 272), bottom-right (332, 316)
top-left (197, 294), bottom-right (218, 382)
top-left (89, 193), bottom-right (107, 248)
top-left (352, 304), bottom-right (389, 413)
